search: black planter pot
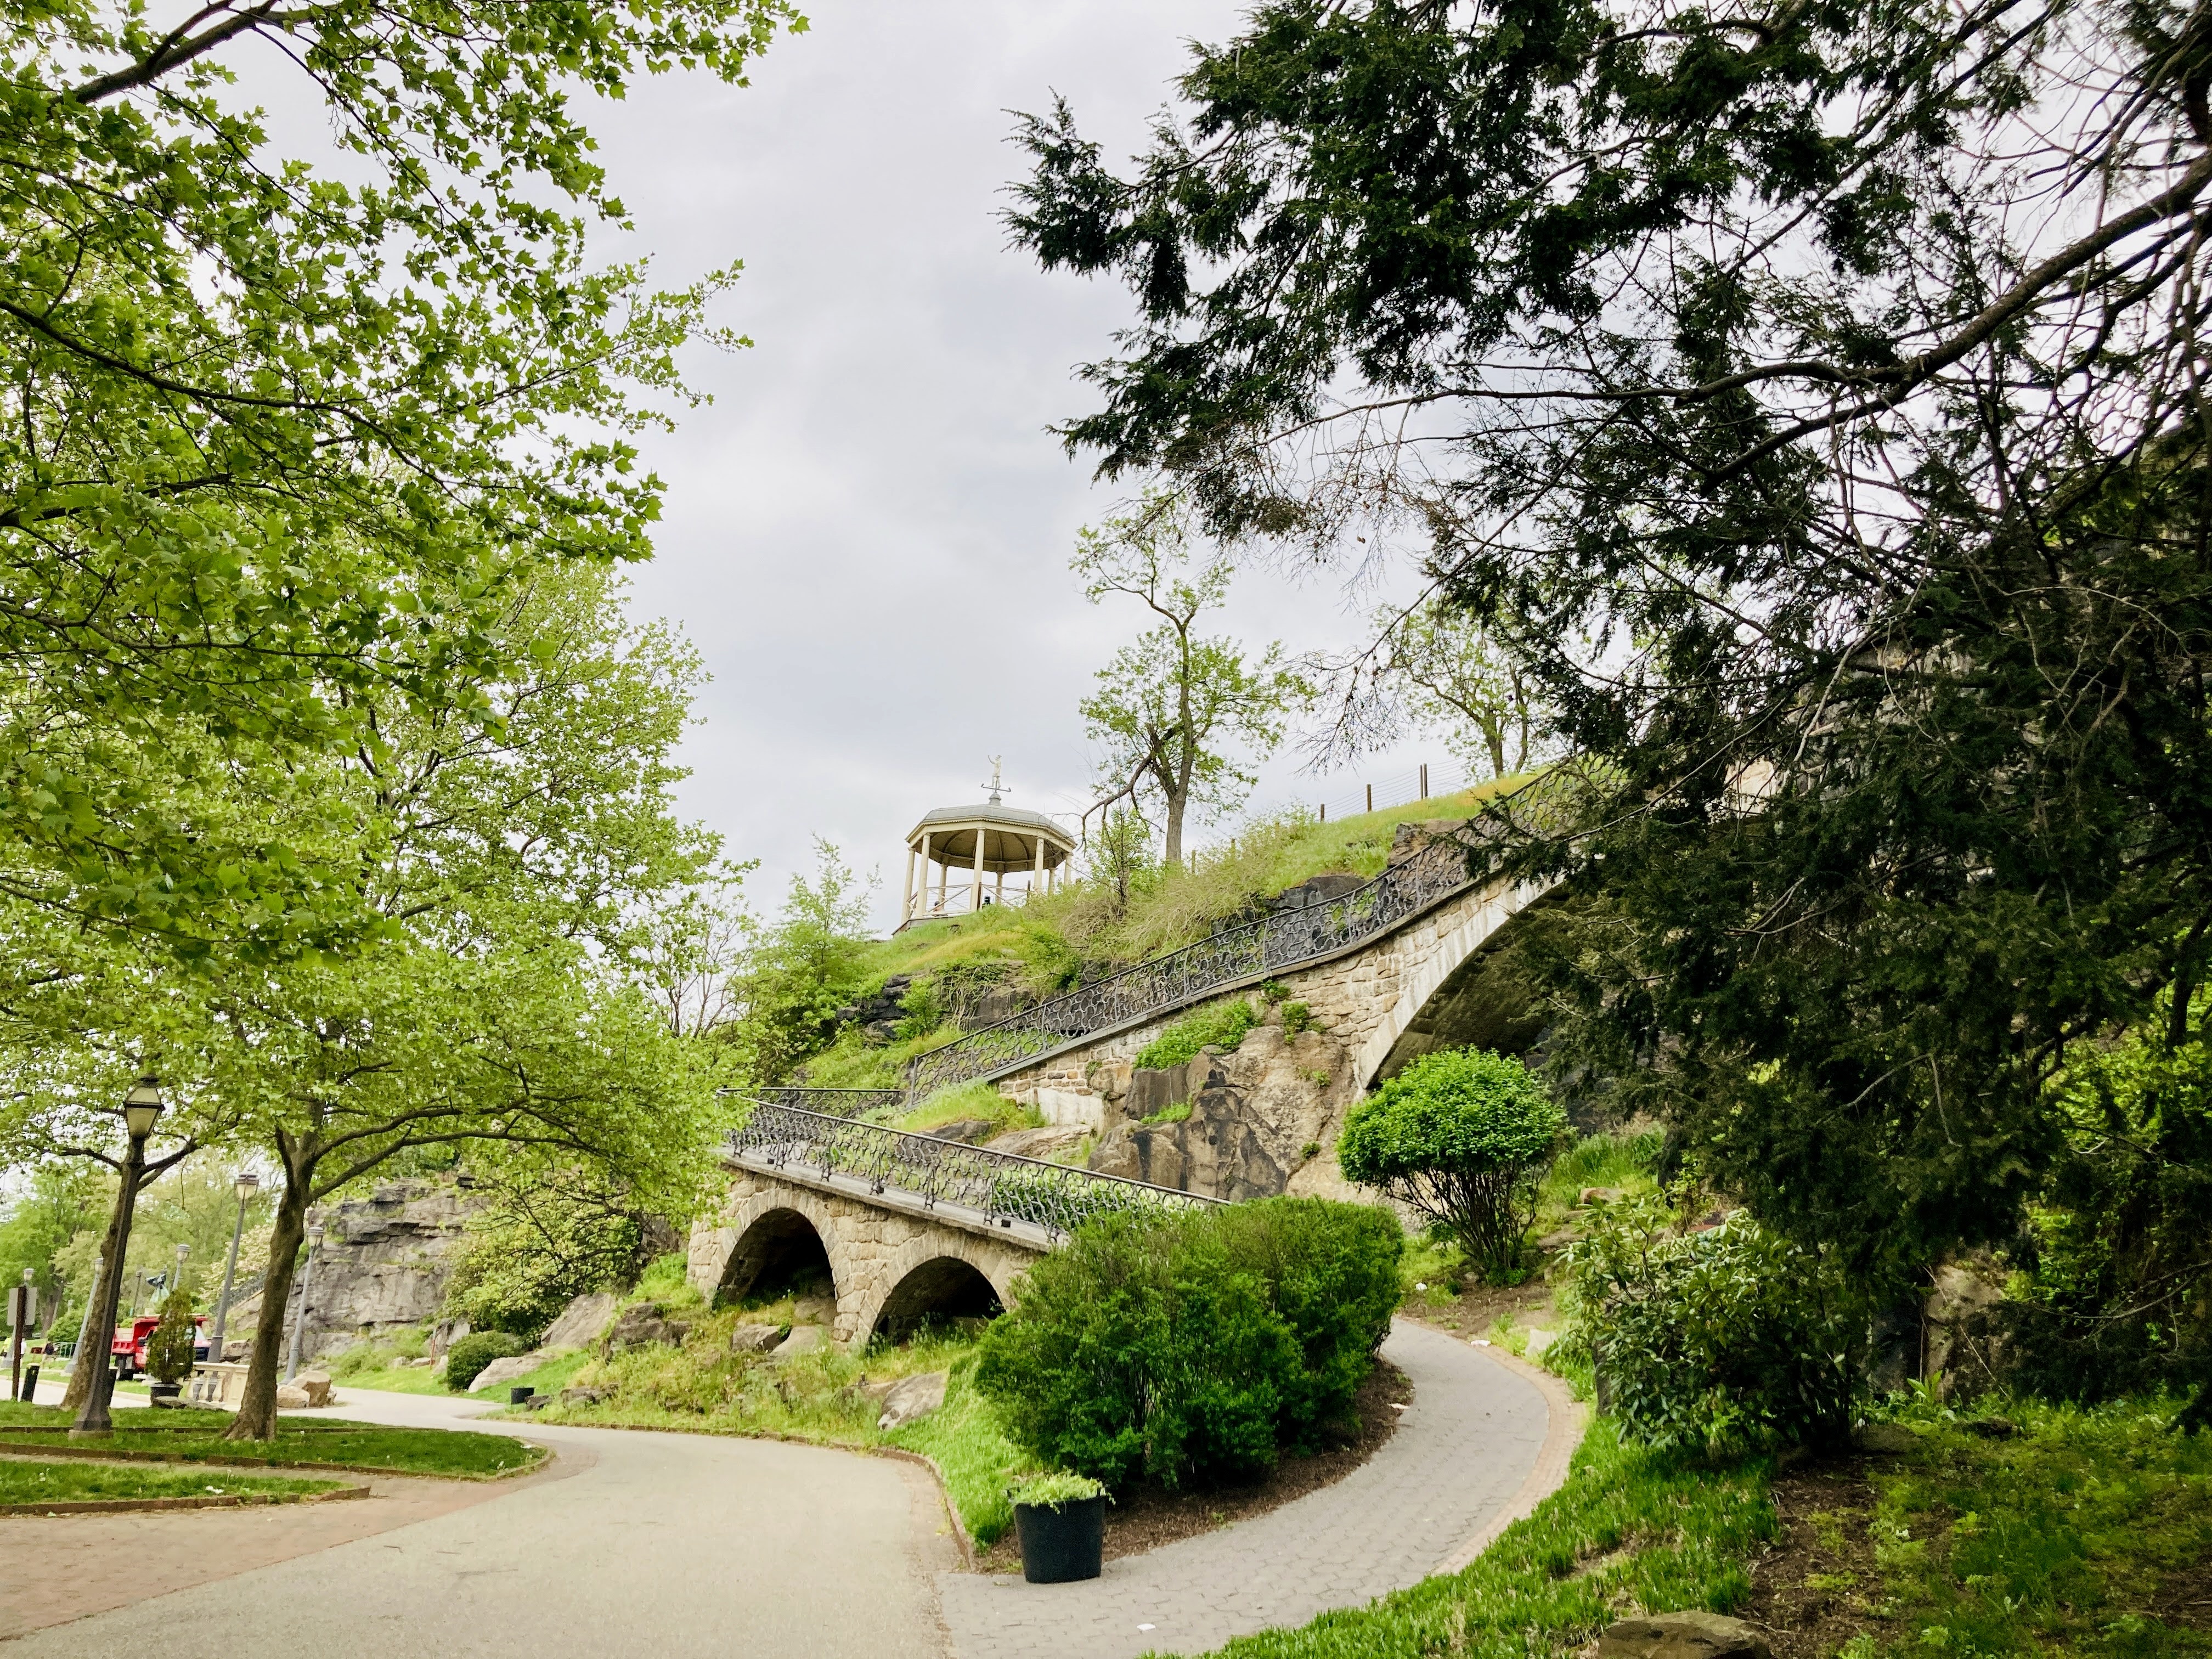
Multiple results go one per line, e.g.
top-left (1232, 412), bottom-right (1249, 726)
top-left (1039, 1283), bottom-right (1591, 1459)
top-left (509, 1386), bottom-right (534, 1405)
top-left (146, 1381), bottom-right (182, 1402)
top-left (1013, 1496), bottom-right (1107, 1583)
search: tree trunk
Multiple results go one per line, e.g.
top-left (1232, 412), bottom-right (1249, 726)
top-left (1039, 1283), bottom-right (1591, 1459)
top-left (64, 1169), bottom-right (140, 1425)
top-left (1163, 789), bottom-right (1187, 867)
top-left (57, 1249), bottom-right (109, 1413)
top-left (224, 1176), bottom-right (311, 1441)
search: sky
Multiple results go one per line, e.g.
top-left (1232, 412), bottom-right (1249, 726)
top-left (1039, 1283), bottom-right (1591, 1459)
top-left (383, 5), bottom-right (1455, 930)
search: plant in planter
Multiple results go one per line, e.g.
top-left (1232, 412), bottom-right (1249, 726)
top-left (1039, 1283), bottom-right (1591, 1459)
top-left (144, 1289), bottom-right (199, 1401)
top-left (1008, 1471), bottom-right (1110, 1584)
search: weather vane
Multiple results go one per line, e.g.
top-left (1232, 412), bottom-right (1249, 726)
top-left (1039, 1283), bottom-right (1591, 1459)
top-left (982, 757), bottom-right (1006, 805)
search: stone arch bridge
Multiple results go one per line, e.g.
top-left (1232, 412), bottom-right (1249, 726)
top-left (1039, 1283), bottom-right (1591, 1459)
top-left (686, 1101), bottom-right (1216, 1346)
top-left (688, 775), bottom-right (1574, 1340)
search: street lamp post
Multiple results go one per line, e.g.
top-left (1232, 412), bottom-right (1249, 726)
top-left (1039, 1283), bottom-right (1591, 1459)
top-left (207, 1172), bottom-right (258, 1364)
top-left (283, 1223), bottom-right (325, 1384)
top-left (70, 1076), bottom-right (165, 1438)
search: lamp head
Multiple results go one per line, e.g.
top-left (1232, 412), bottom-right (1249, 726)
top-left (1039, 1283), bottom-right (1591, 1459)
top-left (307, 1224), bottom-right (325, 1247)
top-left (121, 1075), bottom-right (164, 1138)
top-left (234, 1171), bottom-right (259, 1202)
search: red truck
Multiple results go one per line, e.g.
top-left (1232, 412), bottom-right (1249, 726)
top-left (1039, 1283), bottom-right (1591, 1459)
top-left (110, 1316), bottom-right (210, 1380)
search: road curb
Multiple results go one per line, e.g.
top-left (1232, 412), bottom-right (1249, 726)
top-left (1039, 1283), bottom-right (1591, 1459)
top-left (0, 1441), bottom-right (548, 1481)
top-left (0, 1483), bottom-right (371, 1517)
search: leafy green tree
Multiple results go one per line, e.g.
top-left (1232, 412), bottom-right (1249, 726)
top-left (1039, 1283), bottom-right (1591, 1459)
top-left (1006, 0), bottom-right (2212, 1321)
top-left (1076, 498), bottom-right (1312, 866)
top-left (143, 1286), bottom-right (198, 1387)
top-left (0, 1163), bottom-right (100, 1319)
top-left (726, 843), bottom-right (878, 1086)
top-left (0, 1), bottom-right (800, 957)
top-left (1370, 600), bottom-right (1545, 783)
top-left (1338, 1049), bottom-right (1563, 1282)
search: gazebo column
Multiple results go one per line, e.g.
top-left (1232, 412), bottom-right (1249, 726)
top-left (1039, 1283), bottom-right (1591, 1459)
top-left (1031, 834), bottom-right (1045, 903)
top-left (935, 844), bottom-right (951, 915)
top-left (969, 824), bottom-right (987, 914)
top-left (902, 840), bottom-right (918, 923)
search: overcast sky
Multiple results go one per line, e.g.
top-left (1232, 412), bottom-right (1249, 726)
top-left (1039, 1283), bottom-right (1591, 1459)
top-left (531, 4), bottom-right (1446, 930)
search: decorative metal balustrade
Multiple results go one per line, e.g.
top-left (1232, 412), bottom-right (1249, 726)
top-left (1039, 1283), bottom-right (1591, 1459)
top-left (904, 767), bottom-right (1587, 1102)
top-left (727, 1097), bottom-right (1218, 1238)
top-left (751, 1086), bottom-right (905, 1119)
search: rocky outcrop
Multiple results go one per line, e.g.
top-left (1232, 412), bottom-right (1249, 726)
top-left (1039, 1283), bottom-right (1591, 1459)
top-left (540, 1290), bottom-right (619, 1352)
top-left (1079, 1018), bottom-right (1369, 1203)
top-left (1598, 1613), bottom-right (1771, 1659)
top-left (226, 1178), bottom-right (478, 1364)
top-left (603, 1303), bottom-right (690, 1352)
top-left (470, 1354), bottom-right (543, 1393)
top-left (876, 1370), bottom-right (946, 1430)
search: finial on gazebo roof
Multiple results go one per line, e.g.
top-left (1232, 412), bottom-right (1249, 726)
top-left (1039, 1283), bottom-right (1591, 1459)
top-left (982, 756), bottom-right (1005, 806)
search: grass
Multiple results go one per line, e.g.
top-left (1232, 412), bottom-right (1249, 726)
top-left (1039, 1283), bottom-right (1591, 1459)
top-left (0, 1459), bottom-right (344, 1506)
top-left (514, 1290), bottom-right (1035, 1544)
top-left (808, 781), bottom-right (1540, 1060)
top-left (1136, 997), bottom-right (1262, 1070)
top-left (1838, 1392), bottom-right (2212, 1659)
top-left (0, 1402), bottom-right (543, 1479)
top-left (887, 1080), bottom-right (1041, 1137)
top-left (1198, 1418), bottom-right (1775, 1659)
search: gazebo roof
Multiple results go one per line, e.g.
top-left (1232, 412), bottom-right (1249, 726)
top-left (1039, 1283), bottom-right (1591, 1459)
top-left (907, 802), bottom-right (1076, 872)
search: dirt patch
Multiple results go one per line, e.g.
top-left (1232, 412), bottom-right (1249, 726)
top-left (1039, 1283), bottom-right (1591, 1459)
top-left (975, 1358), bottom-right (1408, 1573)
top-left (2153, 1554), bottom-right (2212, 1632)
top-left (1740, 1452), bottom-right (1888, 1659)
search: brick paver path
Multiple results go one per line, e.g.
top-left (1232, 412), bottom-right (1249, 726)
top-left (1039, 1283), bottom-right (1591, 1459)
top-left (939, 1318), bottom-right (1578, 1659)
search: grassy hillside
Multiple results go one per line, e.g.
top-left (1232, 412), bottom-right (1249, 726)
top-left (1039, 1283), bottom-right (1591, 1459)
top-left (796, 777), bottom-right (1533, 1088)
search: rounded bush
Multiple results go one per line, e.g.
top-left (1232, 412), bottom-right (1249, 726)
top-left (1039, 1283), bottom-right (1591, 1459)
top-left (144, 1290), bottom-right (199, 1385)
top-left (443, 1330), bottom-right (528, 1391)
top-left (1558, 1205), bottom-right (1866, 1453)
top-left (973, 1197), bottom-right (1401, 1490)
top-left (1338, 1047), bottom-right (1564, 1281)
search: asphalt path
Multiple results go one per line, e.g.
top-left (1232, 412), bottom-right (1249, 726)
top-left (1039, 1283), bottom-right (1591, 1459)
top-left (5, 1386), bottom-right (956, 1658)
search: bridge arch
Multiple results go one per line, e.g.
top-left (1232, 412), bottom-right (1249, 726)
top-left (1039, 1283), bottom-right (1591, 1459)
top-left (1352, 875), bottom-right (1562, 1088)
top-left (851, 1234), bottom-right (1022, 1346)
top-left (714, 1191), bottom-right (842, 1306)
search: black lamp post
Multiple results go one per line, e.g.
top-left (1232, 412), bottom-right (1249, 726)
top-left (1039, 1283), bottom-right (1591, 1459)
top-left (71, 1076), bottom-right (164, 1437)
top-left (207, 1170), bottom-right (258, 1364)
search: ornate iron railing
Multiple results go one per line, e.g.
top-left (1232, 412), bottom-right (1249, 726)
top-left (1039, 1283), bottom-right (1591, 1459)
top-left (903, 822), bottom-right (1475, 1098)
top-left (727, 1098), bottom-right (1219, 1237)
top-left (904, 766), bottom-right (1588, 1102)
top-left (752, 1086), bottom-right (904, 1119)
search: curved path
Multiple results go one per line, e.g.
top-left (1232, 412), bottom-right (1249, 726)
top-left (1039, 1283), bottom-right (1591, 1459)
top-left (939, 1318), bottom-right (1579, 1659)
top-left (2, 1389), bottom-right (957, 1657)
top-left (4, 1322), bottom-right (1577, 1659)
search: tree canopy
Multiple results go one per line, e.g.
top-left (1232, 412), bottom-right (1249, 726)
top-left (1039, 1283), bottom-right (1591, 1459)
top-left (1, 1), bottom-right (800, 956)
top-left (1009, 0), bottom-right (2212, 1305)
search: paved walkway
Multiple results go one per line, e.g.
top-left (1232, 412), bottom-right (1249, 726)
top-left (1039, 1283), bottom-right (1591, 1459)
top-left (2, 1387), bottom-right (958, 1657)
top-left (939, 1318), bottom-right (1576, 1659)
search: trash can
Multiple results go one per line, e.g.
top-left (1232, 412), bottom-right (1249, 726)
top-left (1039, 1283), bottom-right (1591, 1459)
top-left (509, 1385), bottom-right (534, 1405)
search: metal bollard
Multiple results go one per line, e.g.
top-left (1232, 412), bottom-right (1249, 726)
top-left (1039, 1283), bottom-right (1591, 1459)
top-left (17, 1364), bottom-right (36, 1402)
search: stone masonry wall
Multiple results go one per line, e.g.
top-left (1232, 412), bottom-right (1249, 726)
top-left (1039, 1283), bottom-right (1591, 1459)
top-left (687, 1169), bottom-right (1043, 1348)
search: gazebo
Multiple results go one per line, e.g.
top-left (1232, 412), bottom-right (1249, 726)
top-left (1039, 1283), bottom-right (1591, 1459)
top-left (900, 763), bottom-right (1076, 927)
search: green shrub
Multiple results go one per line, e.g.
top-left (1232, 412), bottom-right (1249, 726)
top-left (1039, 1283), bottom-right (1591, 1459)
top-left (1280, 1001), bottom-right (1314, 1035)
top-left (144, 1289), bottom-right (198, 1385)
top-left (442, 1330), bottom-right (529, 1391)
top-left (1337, 1047), bottom-right (1565, 1282)
top-left (1134, 998), bottom-right (1259, 1070)
top-left (1556, 1197), bottom-right (1866, 1454)
top-left (973, 1197), bottom-right (1401, 1489)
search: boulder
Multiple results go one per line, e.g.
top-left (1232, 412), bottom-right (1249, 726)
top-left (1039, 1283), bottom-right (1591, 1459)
top-left (875, 1370), bottom-right (947, 1431)
top-left (926, 1118), bottom-right (1000, 1146)
top-left (792, 1295), bottom-right (835, 1325)
top-left (274, 1384), bottom-right (312, 1410)
top-left (603, 1303), bottom-right (690, 1352)
top-left (429, 1317), bottom-right (471, 1362)
top-left (1596, 1612), bottom-right (1771, 1659)
top-left (771, 1325), bottom-right (827, 1362)
top-left (986, 1125), bottom-right (1091, 1162)
top-left (730, 1323), bottom-right (786, 1355)
top-left (1856, 1421), bottom-right (1920, 1455)
top-left (540, 1290), bottom-right (621, 1352)
top-left (560, 1386), bottom-right (606, 1407)
top-left (293, 1370), bottom-right (334, 1407)
top-left (469, 1354), bottom-right (544, 1393)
